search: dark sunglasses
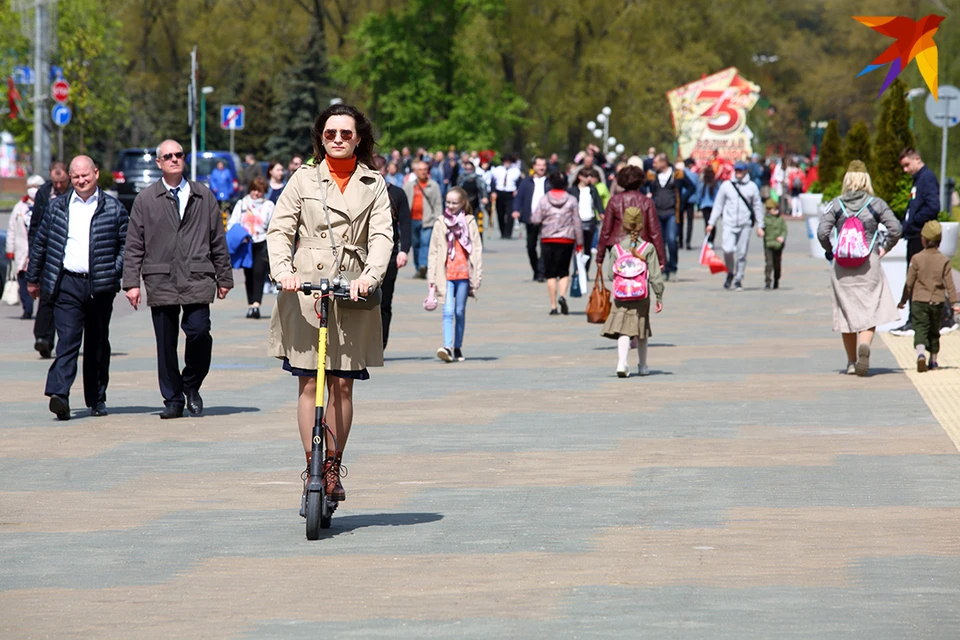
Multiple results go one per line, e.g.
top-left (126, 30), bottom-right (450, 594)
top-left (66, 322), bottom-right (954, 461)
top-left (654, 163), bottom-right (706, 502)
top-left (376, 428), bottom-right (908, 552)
top-left (161, 152), bottom-right (185, 161)
top-left (323, 129), bottom-right (355, 141)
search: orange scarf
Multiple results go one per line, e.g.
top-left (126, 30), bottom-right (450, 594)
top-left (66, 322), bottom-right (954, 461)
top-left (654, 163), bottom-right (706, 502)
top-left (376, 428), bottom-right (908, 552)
top-left (326, 155), bottom-right (358, 193)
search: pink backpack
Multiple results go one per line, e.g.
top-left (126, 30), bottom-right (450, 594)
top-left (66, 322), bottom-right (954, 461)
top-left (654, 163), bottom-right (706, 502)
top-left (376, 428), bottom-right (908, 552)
top-left (612, 243), bottom-right (650, 301)
top-left (832, 197), bottom-right (879, 268)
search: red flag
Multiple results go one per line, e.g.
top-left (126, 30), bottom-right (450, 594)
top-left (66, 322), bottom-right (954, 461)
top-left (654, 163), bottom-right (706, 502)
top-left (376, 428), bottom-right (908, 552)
top-left (7, 76), bottom-right (23, 120)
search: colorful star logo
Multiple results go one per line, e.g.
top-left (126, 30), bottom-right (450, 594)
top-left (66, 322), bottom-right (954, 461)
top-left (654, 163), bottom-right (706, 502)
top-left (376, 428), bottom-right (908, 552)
top-left (854, 15), bottom-right (944, 100)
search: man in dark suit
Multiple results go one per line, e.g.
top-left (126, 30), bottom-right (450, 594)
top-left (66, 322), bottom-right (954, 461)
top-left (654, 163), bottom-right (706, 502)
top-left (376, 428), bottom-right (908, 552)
top-left (893, 148), bottom-right (943, 335)
top-left (26, 156), bottom-right (128, 420)
top-left (27, 161), bottom-right (70, 359)
top-left (512, 156), bottom-right (549, 281)
top-left (123, 139), bottom-right (233, 419)
top-left (375, 155), bottom-right (412, 349)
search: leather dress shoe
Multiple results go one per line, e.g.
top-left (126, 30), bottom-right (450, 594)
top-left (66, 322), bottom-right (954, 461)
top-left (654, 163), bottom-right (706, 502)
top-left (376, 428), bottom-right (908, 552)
top-left (185, 389), bottom-right (203, 416)
top-left (160, 404), bottom-right (184, 419)
top-left (49, 395), bottom-right (70, 421)
top-left (34, 339), bottom-right (52, 359)
top-left (90, 402), bottom-right (108, 417)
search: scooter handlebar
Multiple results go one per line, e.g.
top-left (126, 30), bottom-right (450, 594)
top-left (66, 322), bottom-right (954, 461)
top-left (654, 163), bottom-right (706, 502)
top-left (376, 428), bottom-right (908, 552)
top-left (299, 281), bottom-right (356, 300)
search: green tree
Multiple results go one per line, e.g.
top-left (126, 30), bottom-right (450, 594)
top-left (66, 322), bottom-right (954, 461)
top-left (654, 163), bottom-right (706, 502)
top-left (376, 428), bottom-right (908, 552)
top-left (239, 77), bottom-right (277, 158)
top-left (0, 0), bottom-right (34, 152)
top-left (266, 14), bottom-right (334, 161)
top-left (843, 120), bottom-right (872, 171)
top-left (818, 120), bottom-right (843, 186)
top-left (887, 78), bottom-right (914, 153)
top-left (57, 0), bottom-right (129, 157)
top-left (335, 0), bottom-right (526, 150)
top-left (873, 79), bottom-right (915, 208)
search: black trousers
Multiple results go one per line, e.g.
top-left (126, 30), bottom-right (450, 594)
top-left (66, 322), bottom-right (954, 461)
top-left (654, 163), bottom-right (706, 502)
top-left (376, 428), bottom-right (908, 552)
top-left (764, 248), bottom-right (783, 286)
top-left (151, 304), bottom-right (212, 407)
top-left (526, 223), bottom-right (543, 278)
top-left (243, 241), bottom-right (269, 305)
top-left (496, 191), bottom-right (515, 238)
top-left (683, 204), bottom-right (696, 248)
top-left (33, 294), bottom-right (56, 346)
top-left (702, 207), bottom-right (716, 244)
top-left (381, 254), bottom-right (399, 349)
top-left (581, 220), bottom-right (597, 275)
top-left (45, 272), bottom-right (113, 407)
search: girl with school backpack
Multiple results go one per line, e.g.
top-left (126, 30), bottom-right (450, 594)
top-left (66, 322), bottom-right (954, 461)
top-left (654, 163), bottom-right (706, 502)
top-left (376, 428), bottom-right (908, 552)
top-left (601, 205), bottom-right (665, 377)
top-left (817, 161), bottom-right (902, 376)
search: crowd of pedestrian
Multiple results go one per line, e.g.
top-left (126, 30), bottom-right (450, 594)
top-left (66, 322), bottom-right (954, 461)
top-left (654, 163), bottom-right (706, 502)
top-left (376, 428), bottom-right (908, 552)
top-left (6, 109), bottom-right (959, 431)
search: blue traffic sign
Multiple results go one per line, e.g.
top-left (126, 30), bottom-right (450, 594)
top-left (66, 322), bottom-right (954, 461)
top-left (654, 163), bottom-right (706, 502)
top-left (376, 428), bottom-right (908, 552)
top-left (51, 104), bottom-right (71, 127)
top-left (50, 66), bottom-right (64, 82)
top-left (13, 65), bottom-right (34, 86)
top-left (220, 105), bottom-right (244, 130)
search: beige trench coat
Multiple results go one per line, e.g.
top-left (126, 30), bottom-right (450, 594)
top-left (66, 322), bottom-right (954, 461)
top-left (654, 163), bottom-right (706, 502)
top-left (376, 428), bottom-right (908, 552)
top-left (427, 216), bottom-right (483, 303)
top-left (266, 160), bottom-right (394, 371)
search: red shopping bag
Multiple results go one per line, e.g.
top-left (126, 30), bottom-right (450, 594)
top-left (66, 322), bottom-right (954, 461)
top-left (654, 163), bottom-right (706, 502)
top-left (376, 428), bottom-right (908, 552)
top-left (699, 239), bottom-right (728, 275)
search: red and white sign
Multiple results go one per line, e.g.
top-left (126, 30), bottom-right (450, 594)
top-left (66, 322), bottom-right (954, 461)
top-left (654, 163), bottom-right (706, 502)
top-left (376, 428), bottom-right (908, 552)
top-left (666, 68), bottom-right (760, 167)
top-left (51, 79), bottom-right (70, 104)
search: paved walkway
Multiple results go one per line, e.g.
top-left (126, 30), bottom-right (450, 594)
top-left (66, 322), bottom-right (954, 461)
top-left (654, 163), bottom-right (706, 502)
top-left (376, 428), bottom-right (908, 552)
top-left (3, 220), bottom-right (960, 638)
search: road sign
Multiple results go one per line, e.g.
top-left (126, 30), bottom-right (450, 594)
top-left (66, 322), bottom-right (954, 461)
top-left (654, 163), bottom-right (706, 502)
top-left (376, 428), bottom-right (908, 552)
top-left (925, 85), bottom-right (960, 128)
top-left (50, 66), bottom-right (64, 82)
top-left (51, 104), bottom-right (71, 127)
top-left (13, 65), bottom-right (34, 86)
top-left (220, 105), bottom-right (244, 130)
top-left (51, 79), bottom-right (70, 104)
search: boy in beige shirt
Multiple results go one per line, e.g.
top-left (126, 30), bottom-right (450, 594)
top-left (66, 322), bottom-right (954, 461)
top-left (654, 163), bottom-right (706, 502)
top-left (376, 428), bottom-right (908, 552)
top-left (898, 220), bottom-right (960, 371)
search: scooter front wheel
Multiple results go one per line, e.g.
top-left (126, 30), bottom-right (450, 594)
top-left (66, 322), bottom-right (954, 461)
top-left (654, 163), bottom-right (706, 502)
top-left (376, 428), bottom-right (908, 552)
top-left (305, 491), bottom-right (323, 540)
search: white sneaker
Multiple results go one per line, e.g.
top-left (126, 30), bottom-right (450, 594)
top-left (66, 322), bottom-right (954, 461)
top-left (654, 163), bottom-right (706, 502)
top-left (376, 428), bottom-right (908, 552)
top-left (845, 363), bottom-right (856, 375)
top-left (616, 363), bottom-right (629, 378)
top-left (638, 365), bottom-right (650, 376)
top-left (437, 347), bottom-right (454, 363)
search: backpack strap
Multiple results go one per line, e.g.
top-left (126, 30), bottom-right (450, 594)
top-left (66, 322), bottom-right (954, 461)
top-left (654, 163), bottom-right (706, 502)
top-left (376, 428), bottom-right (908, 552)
top-left (613, 244), bottom-right (626, 259)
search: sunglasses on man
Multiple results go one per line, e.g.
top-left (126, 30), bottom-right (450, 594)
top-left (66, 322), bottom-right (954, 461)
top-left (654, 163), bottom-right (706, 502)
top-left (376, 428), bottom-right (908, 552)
top-left (323, 129), bottom-right (355, 141)
top-left (161, 152), bottom-right (185, 161)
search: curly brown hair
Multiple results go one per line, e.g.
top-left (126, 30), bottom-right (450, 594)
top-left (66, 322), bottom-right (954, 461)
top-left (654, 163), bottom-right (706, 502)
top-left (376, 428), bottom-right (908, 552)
top-left (616, 165), bottom-right (644, 191)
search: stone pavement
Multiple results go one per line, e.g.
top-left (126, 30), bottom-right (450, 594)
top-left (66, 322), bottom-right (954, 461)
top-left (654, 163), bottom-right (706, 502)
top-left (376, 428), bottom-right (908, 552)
top-left (3, 220), bottom-right (960, 639)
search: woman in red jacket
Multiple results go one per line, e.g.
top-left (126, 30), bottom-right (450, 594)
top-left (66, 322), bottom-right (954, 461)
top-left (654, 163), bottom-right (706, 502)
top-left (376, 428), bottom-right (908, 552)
top-left (596, 165), bottom-right (665, 269)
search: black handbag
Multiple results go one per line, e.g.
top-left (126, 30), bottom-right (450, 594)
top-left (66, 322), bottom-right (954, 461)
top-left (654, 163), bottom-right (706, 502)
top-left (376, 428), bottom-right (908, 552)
top-left (316, 165), bottom-right (382, 311)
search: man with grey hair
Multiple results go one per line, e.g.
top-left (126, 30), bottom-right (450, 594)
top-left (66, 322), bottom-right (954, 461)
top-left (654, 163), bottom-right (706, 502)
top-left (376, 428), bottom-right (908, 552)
top-left (123, 139), bottom-right (233, 419)
top-left (27, 155), bottom-right (129, 420)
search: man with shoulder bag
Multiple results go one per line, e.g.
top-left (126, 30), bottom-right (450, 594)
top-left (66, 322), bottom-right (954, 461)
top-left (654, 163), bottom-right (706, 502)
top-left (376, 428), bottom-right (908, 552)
top-left (705, 161), bottom-right (765, 291)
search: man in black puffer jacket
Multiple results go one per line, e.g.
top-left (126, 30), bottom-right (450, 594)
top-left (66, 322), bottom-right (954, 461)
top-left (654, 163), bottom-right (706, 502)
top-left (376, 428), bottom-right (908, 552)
top-left (27, 156), bottom-right (128, 420)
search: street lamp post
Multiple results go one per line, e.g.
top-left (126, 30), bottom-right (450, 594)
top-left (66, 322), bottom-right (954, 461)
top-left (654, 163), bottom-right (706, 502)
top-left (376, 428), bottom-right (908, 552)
top-left (586, 106), bottom-right (625, 164)
top-left (200, 86), bottom-right (214, 152)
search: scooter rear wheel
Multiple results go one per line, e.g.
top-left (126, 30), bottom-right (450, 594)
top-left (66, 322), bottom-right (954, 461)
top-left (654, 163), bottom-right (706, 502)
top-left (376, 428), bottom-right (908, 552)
top-left (305, 491), bottom-right (323, 540)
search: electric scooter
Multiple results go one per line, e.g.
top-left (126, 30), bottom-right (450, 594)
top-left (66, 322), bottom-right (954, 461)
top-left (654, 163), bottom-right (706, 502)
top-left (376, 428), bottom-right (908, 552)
top-left (299, 279), bottom-right (352, 539)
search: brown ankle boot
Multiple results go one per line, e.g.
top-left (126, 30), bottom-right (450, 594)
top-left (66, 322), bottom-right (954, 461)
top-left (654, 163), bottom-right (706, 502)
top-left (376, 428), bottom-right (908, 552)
top-left (322, 451), bottom-right (346, 501)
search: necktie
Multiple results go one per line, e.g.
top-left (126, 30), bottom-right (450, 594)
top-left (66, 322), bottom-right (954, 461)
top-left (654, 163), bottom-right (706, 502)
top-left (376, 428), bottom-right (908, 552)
top-left (169, 187), bottom-right (180, 217)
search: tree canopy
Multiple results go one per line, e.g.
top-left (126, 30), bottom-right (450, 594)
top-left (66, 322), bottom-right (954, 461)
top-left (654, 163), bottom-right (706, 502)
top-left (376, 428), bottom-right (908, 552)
top-left (1, 0), bottom-right (957, 176)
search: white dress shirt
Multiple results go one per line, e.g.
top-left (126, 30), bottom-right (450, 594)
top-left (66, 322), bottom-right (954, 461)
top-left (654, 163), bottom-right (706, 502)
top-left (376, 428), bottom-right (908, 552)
top-left (531, 176), bottom-right (547, 212)
top-left (62, 189), bottom-right (100, 274)
top-left (578, 186), bottom-right (594, 221)
top-left (162, 176), bottom-right (190, 218)
top-left (491, 165), bottom-right (522, 192)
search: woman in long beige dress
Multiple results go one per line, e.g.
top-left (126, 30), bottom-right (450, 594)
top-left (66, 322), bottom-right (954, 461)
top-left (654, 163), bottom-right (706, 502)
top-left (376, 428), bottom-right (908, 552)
top-left (267, 104), bottom-right (393, 509)
top-left (817, 161), bottom-right (901, 377)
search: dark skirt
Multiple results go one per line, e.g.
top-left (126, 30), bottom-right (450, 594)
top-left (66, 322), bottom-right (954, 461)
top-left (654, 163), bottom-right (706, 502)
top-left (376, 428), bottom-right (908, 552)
top-left (282, 358), bottom-right (370, 380)
top-left (542, 241), bottom-right (575, 279)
